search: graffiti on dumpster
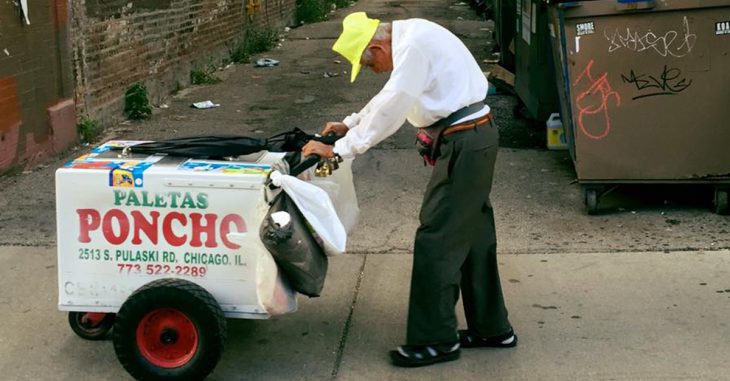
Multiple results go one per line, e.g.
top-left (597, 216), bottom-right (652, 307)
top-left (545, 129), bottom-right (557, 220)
top-left (573, 59), bottom-right (622, 140)
top-left (603, 16), bottom-right (697, 58)
top-left (621, 65), bottom-right (693, 100)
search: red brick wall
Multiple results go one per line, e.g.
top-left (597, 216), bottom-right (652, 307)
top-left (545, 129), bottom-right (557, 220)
top-left (0, 0), bottom-right (75, 174)
top-left (72, 0), bottom-right (297, 126)
top-left (0, 77), bottom-right (22, 170)
top-left (0, 0), bottom-right (296, 173)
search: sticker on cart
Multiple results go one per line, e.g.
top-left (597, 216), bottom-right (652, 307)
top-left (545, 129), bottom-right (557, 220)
top-left (65, 154), bottom-right (161, 168)
top-left (109, 162), bottom-right (154, 188)
top-left (63, 141), bottom-right (156, 164)
top-left (91, 140), bottom-right (149, 154)
top-left (64, 154), bottom-right (99, 165)
top-left (576, 22), bottom-right (595, 36)
top-left (64, 160), bottom-right (122, 170)
top-left (63, 160), bottom-right (151, 187)
top-left (179, 160), bottom-right (272, 175)
top-left (64, 152), bottom-right (109, 164)
top-left (716, 21), bottom-right (730, 36)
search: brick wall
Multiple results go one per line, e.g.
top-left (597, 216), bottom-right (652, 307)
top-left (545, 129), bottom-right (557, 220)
top-left (248, 0), bottom-right (297, 29)
top-left (71, 0), bottom-right (297, 126)
top-left (0, 0), bottom-right (297, 173)
top-left (0, 0), bottom-right (75, 174)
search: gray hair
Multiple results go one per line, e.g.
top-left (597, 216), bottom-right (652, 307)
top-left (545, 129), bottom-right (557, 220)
top-left (362, 23), bottom-right (391, 62)
top-left (372, 23), bottom-right (392, 41)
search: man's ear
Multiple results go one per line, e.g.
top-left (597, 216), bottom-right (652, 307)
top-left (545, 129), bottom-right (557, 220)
top-left (368, 44), bottom-right (385, 58)
top-left (374, 39), bottom-right (391, 50)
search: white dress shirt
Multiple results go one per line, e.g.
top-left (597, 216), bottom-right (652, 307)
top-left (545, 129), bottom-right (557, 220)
top-left (333, 18), bottom-right (490, 159)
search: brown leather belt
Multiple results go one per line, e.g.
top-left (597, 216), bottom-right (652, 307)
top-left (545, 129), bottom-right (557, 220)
top-left (442, 113), bottom-right (492, 137)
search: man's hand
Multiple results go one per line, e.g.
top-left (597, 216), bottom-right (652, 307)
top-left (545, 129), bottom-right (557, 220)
top-left (322, 122), bottom-right (349, 137)
top-left (302, 141), bottom-right (335, 159)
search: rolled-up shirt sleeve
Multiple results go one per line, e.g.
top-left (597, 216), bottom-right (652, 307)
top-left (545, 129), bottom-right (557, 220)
top-left (342, 113), bottom-right (359, 129)
top-left (334, 46), bottom-right (429, 159)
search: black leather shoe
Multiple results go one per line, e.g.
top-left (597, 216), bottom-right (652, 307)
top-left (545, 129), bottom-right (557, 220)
top-left (389, 342), bottom-right (461, 367)
top-left (458, 329), bottom-right (518, 348)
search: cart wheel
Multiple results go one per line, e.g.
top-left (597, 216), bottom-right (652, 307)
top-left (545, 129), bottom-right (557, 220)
top-left (112, 279), bottom-right (226, 381)
top-left (584, 188), bottom-right (599, 215)
top-left (714, 188), bottom-right (729, 215)
top-left (68, 312), bottom-right (115, 341)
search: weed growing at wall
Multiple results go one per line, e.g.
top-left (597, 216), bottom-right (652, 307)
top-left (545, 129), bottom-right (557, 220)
top-left (77, 117), bottom-right (102, 143)
top-left (190, 68), bottom-right (221, 85)
top-left (229, 28), bottom-right (279, 64)
top-left (229, 44), bottom-right (249, 64)
top-left (124, 83), bottom-right (152, 120)
top-left (296, 0), bottom-right (353, 24)
top-left (247, 28), bottom-right (279, 54)
top-left (296, 0), bottom-right (328, 23)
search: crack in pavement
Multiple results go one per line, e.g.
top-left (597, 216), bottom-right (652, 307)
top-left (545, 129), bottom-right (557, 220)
top-left (330, 254), bottom-right (367, 381)
top-left (347, 246), bottom-right (412, 254)
top-left (0, 243), bottom-right (56, 248)
top-left (343, 247), bottom-right (730, 256)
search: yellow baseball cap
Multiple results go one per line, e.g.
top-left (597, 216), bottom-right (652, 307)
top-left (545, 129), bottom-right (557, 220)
top-left (332, 12), bottom-right (381, 83)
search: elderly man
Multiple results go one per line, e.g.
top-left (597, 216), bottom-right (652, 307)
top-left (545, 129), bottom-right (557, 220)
top-left (302, 12), bottom-right (516, 367)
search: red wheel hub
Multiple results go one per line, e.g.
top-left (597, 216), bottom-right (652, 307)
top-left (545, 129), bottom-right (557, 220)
top-left (136, 308), bottom-right (199, 368)
top-left (81, 312), bottom-right (108, 327)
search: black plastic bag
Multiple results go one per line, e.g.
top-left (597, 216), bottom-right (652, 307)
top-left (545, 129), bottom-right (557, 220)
top-left (260, 192), bottom-right (328, 297)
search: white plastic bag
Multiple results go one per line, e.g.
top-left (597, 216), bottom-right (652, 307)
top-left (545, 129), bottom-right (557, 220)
top-left (256, 248), bottom-right (298, 315)
top-left (227, 233), bottom-right (297, 315)
top-left (308, 158), bottom-right (360, 234)
top-left (269, 170), bottom-right (346, 256)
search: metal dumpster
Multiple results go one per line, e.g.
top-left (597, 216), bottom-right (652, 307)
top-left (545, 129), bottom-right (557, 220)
top-left (495, 0), bottom-right (517, 71)
top-left (547, 0), bottom-right (730, 214)
top-left (514, 0), bottom-right (561, 121)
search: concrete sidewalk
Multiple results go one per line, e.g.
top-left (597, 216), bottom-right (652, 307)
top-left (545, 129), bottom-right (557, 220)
top-left (337, 252), bottom-right (730, 381)
top-left (2, 246), bottom-right (730, 380)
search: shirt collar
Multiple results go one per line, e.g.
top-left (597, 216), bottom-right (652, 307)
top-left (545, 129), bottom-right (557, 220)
top-left (391, 20), bottom-right (403, 57)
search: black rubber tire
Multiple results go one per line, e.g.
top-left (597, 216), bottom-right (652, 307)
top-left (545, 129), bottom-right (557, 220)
top-left (714, 188), bottom-right (729, 215)
top-left (68, 312), bottom-right (115, 341)
top-left (112, 279), bottom-right (226, 381)
top-left (584, 188), bottom-right (599, 215)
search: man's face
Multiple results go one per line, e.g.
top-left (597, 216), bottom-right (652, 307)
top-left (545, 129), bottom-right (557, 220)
top-left (361, 40), bottom-right (393, 74)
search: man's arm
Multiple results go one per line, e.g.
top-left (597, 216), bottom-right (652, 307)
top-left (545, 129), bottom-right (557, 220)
top-left (331, 46), bottom-right (430, 159)
top-left (332, 90), bottom-right (416, 158)
top-left (306, 89), bottom-right (419, 159)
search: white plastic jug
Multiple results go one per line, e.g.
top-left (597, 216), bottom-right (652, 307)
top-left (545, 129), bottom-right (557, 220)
top-left (546, 113), bottom-right (568, 150)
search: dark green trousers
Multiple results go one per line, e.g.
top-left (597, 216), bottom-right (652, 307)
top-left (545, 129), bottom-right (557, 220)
top-left (406, 120), bottom-right (512, 346)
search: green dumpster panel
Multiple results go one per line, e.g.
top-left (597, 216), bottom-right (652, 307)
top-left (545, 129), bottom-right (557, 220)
top-left (514, 0), bottom-right (560, 121)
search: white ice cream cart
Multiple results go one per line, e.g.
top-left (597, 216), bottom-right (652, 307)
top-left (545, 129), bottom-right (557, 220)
top-left (56, 139), bottom-right (355, 380)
